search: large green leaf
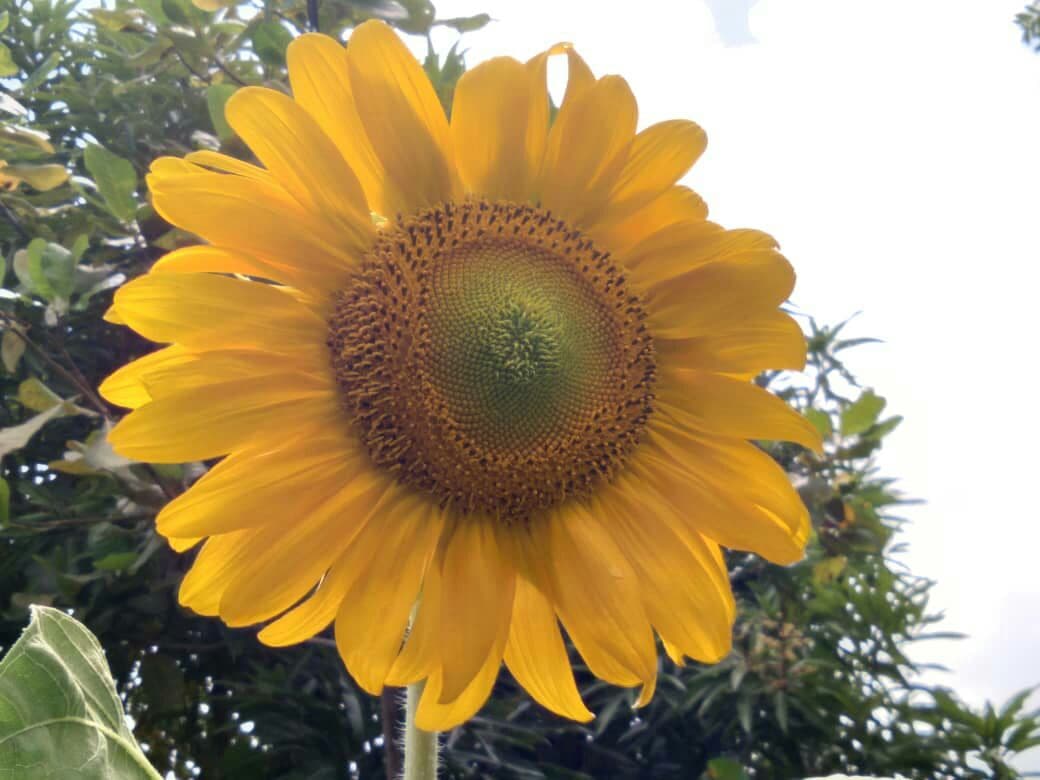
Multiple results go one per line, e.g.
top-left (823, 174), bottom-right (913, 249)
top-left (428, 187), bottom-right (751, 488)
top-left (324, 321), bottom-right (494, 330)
top-left (0, 606), bottom-right (162, 779)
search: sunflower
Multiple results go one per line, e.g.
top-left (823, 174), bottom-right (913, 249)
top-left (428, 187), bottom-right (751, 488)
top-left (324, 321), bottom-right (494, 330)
top-left (101, 20), bottom-right (820, 731)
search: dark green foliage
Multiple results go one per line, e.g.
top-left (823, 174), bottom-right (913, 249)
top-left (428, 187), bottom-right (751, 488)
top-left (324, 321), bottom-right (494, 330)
top-left (1, 1), bottom-right (1037, 777)
top-left (1018, 3), bottom-right (1040, 50)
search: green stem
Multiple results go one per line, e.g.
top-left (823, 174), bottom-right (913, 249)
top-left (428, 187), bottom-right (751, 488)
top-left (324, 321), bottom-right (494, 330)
top-left (402, 679), bottom-right (439, 780)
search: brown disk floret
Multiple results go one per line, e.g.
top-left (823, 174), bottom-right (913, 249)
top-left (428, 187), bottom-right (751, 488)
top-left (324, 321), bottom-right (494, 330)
top-left (327, 199), bottom-right (656, 520)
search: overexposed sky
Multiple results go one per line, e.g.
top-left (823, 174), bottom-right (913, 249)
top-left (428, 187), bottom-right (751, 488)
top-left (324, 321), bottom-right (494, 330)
top-left (429, 0), bottom-right (1040, 767)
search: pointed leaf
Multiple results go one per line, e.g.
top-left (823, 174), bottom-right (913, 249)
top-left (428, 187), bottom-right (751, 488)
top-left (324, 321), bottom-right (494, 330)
top-left (1, 329), bottom-right (25, 373)
top-left (83, 145), bottom-right (138, 222)
top-left (840, 390), bottom-right (886, 436)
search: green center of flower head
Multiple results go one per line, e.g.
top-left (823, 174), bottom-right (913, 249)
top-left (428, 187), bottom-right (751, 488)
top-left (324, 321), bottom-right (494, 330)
top-left (327, 200), bottom-right (656, 520)
top-left (482, 300), bottom-right (561, 386)
top-left (424, 240), bottom-right (619, 453)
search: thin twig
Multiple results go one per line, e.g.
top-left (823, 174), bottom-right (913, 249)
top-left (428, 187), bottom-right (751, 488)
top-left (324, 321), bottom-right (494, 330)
top-left (5, 512), bottom-right (153, 531)
top-left (172, 47), bottom-right (211, 85)
top-left (212, 54), bottom-right (248, 87)
top-left (0, 316), bottom-right (112, 419)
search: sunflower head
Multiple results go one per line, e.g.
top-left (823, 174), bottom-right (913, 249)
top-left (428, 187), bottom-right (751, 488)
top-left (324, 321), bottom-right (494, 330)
top-left (101, 20), bottom-right (821, 731)
top-left (327, 199), bottom-right (655, 519)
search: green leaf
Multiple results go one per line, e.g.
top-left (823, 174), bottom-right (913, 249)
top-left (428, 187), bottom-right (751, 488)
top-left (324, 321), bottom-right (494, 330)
top-left (0, 44), bottom-right (17, 78)
top-left (25, 239), bottom-right (76, 301)
top-left (773, 691), bottom-right (789, 734)
top-left (24, 239), bottom-right (55, 299)
top-left (0, 124), bottom-right (53, 153)
top-left (0, 605), bottom-right (162, 779)
top-left (0, 11), bottom-right (9, 33)
top-left (251, 21), bottom-right (292, 66)
top-left (863, 415), bottom-right (903, 441)
top-left (83, 145), bottom-right (138, 222)
top-left (21, 51), bottom-right (62, 94)
top-left (206, 83), bottom-right (237, 142)
top-left (93, 552), bottom-right (138, 572)
top-left (161, 0), bottom-right (193, 24)
top-left (0, 385), bottom-right (92, 458)
top-left (736, 695), bottom-right (752, 734)
top-left (706, 757), bottom-right (750, 780)
top-left (840, 390), bottom-right (886, 436)
top-left (436, 13), bottom-right (491, 33)
top-left (805, 408), bottom-right (832, 438)
top-left (18, 377), bottom-right (64, 412)
top-left (0, 477), bottom-right (9, 528)
top-left (0, 163), bottom-right (69, 191)
top-left (1, 329), bottom-right (25, 373)
top-left (135, 0), bottom-right (170, 24)
top-left (813, 555), bottom-right (847, 584)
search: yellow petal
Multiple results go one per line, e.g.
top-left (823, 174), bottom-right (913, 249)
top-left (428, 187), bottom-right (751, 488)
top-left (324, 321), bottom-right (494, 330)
top-left (655, 422), bottom-right (807, 532)
top-left (287, 33), bottom-right (401, 216)
top-left (646, 250), bottom-right (795, 340)
top-left (539, 75), bottom-right (638, 227)
top-left (183, 150), bottom-right (269, 182)
top-left (658, 370), bottom-right (822, 453)
top-left (178, 529), bottom-right (255, 616)
top-left (436, 520), bottom-right (516, 703)
top-left (156, 433), bottom-right (359, 538)
top-left (625, 220), bottom-right (777, 290)
top-left (414, 633), bottom-right (505, 732)
top-left (591, 184), bottom-right (709, 255)
top-left (111, 272), bottom-right (326, 357)
top-left (543, 503), bottom-right (657, 689)
top-left (334, 497), bottom-right (444, 695)
top-left (147, 160), bottom-right (356, 281)
top-left (504, 575), bottom-right (593, 722)
top-left (99, 345), bottom-right (192, 409)
top-left (107, 378), bottom-right (339, 463)
top-left (216, 467), bottom-right (394, 627)
top-left (385, 559), bottom-right (442, 686)
top-left (656, 310), bottom-right (807, 374)
top-left (553, 44), bottom-right (595, 107)
top-left (596, 120), bottom-right (706, 223)
top-left (593, 478), bottom-right (734, 664)
top-left (451, 57), bottom-right (539, 200)
top-left (139, 349), bottom-right (328, 402)
top-left (637, 429), bottom-right (809, 565)
top-left (224, 87), bottom-right (374, 254)
top-left (149, 243), bottom-right (328, 305)
top-left (168, 536), bottom-right (202, 553)
top-left (346, 20), bottom-right (459, 211)
top-left (152, 244), bottom-right (274, 277)
top-left (258, 552), bottom-right (356, 647)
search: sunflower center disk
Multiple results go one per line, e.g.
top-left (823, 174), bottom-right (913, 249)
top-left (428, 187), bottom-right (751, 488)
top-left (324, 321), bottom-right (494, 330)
top-left (328, 200), bottom-right (656, 519)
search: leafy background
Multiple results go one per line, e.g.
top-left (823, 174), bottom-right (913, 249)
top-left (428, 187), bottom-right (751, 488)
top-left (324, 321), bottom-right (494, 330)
top-left (1, 0), bottom-right (1039, 777)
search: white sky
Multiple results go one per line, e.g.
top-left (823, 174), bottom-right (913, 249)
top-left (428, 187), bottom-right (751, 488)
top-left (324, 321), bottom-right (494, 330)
top-left (428, 0), bottom-right (1040, 768)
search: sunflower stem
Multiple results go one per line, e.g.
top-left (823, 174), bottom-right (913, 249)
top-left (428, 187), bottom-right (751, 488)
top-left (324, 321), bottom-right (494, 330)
top-left (402, 679), bottom-right (439, 780)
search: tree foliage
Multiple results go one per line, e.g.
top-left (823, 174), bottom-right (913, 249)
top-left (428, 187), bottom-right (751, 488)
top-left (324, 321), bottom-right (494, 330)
top-left (1, 1), bottom-right (1038, 777)
top-left (1018, 2), bottom-right (1040, 50)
